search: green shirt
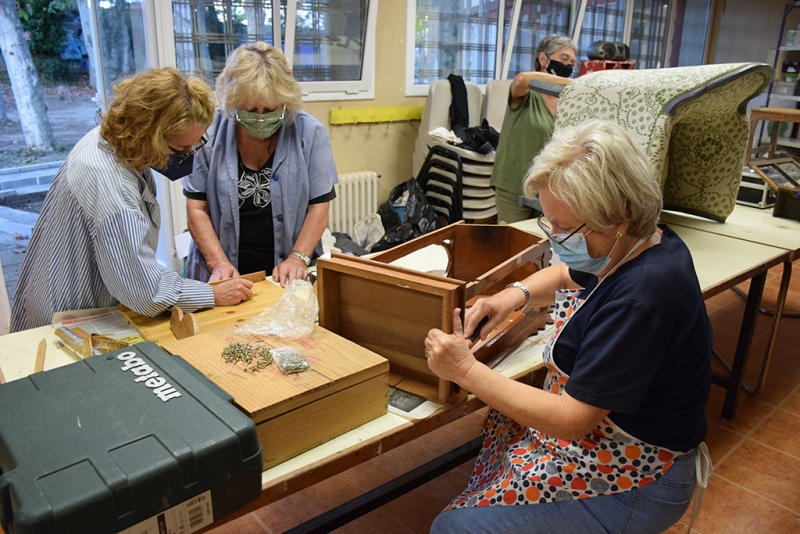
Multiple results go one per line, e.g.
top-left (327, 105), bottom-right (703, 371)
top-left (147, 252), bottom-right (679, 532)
top-left (489, 90), bottom-right (555, 197)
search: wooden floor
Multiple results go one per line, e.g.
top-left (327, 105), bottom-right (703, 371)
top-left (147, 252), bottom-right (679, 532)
top-left (210, 259), bottom-right (800, 533)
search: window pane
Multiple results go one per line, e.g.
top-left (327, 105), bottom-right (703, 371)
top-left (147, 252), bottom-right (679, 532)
top-left (173, 0), bottom-right (277, 81)
top-left (504, 0), bottom-right (570, 79)
top-left (575, 0), bottom-right (627, 61)
top-left (97, 1), bottom-right (148, 100)
top-left (293, 0), bottom-right (368, 82)
top-left (629, 0), bottom-right (670, 69)
top-left (415, 0), bottom-right (498, 85)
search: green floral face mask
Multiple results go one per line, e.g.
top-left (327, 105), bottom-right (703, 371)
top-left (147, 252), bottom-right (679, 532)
top-left (235, 105), bottom-right (286, 139)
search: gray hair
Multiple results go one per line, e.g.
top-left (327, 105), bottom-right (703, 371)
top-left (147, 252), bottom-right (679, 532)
top-left (524, 119), bottom-right (662, 237)
top-left (534, 34), bottom-right (578, 71)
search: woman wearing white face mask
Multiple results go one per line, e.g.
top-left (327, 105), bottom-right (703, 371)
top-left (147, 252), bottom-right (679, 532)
top-left (425, 119), bottom-right (712, 533)
top-left (183, 42), bottom-right (338, 287)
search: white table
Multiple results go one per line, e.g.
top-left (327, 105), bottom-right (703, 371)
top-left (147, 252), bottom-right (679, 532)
top-left (661, 205), bottom-right (800, 397)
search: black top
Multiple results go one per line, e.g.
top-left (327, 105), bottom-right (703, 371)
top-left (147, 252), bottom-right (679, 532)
top-left (184, 154), bottom-right (335, 274)
top-left (556, 225), bottom-right (712, 451)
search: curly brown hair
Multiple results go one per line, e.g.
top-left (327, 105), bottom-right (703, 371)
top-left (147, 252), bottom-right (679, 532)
top-left (99, 67), bottom-right (215, 170)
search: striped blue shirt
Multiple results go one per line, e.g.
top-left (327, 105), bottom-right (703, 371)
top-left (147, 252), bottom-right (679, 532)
top-left (10, 128), bottom-right (215, 332)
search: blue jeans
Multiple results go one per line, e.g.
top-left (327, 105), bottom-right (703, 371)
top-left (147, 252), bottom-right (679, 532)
top-left (430, 448), bottom-right (697, 534)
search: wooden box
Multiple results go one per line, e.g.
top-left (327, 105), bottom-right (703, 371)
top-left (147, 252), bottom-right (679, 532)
top-left (316, 223), bottom-right (552, 403)
top-left (161, 325), bottom-right (389, 470)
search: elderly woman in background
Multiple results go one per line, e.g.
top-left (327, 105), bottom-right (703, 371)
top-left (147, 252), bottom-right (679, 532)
top-left (11, 68), bottom-right (253, 332)
top-left (425, 120), bottom-right (711, 533)
top-left (183, 42), bottom-right (338, 287)
top-left (492, 34), bottom-right (578, 224)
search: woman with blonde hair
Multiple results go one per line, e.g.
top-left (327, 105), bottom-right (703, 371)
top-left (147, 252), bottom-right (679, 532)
top-left (11, 67), bottom-right (253, 332)
top-left (183, 42), bottom-right (338, 287)
top-left (426, 119), bottom-right (711, 532)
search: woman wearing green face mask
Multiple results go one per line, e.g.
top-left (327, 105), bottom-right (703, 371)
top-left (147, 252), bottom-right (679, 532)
top-left (183, 42), bottom-right (338, 287)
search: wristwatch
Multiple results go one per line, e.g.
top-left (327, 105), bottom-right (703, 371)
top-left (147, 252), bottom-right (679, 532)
top-left (290, 250), bottom-right (311, 267)
top-left (506, 281), bottom-right (530, 312)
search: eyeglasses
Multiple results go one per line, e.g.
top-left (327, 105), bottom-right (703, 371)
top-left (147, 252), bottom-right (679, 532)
top-left (169, 135), bottom-right (207, 165)
top-left (537, 214), bottom-right (586, 250)
top-left (234, 105), bottom-right (286, 125)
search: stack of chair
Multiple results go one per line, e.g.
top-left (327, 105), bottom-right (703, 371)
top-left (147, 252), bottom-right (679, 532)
top-left (412, 79), bottom-right (499, 223)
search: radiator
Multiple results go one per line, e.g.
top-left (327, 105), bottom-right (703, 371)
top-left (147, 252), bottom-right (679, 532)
top-left (329, 171), bottom-right (379, 237)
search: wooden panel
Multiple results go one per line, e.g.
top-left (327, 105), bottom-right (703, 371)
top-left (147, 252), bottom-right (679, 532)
top-left (258, 374), bottom-right (388, 469)
top-left (161, 325), bottom-right (389, 425)
top-left (120, 280), bottom-right (285, 344)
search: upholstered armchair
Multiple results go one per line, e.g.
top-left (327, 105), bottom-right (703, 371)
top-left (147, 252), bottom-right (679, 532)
top-left (553, 63), bottom-right (774, 222)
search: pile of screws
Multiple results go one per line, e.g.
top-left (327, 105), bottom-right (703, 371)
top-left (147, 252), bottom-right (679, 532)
top-left (221, 341), bottom-right (273, 373)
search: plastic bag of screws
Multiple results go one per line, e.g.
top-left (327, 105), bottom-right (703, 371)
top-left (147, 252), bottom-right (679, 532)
top-left (271, 346), bottom-right (310, 375)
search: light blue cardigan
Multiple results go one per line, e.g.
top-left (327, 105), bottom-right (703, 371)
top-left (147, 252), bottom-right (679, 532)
top-left (183, 110), bottom-right (338, 281)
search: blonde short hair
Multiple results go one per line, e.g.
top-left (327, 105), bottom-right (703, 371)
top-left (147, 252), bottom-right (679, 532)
top-left (100, 67), bottom-right (215, 170)
top-left (216, 42), bottom-right (302, 123)
top-left (524, 119), bottom-right (662, 237)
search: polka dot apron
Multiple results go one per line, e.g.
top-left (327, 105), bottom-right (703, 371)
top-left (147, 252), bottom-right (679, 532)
top-left (447, 240), bottom-right (684, 510)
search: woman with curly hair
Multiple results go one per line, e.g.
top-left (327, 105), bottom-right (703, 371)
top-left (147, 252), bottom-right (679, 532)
top-left (11, 68), bottom-right (253, 332)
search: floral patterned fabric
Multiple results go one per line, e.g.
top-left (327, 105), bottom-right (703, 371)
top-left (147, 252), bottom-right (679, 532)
top-left (556, 63), bottom-right (773, 221)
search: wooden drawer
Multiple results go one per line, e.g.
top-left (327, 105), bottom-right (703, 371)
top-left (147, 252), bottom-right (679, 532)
top-left (316, 222), bottom-right (552, 403)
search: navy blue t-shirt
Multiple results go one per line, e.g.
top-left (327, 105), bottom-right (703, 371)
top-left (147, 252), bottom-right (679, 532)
top-left (555, 224), bottom-right (711, 452)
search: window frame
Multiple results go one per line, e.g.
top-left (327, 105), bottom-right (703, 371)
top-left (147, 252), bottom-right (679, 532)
top-left (406, 0), bottom-right (676, 97)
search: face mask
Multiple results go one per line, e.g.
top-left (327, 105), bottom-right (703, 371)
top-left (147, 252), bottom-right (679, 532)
top-left (546, 58), bottom-right (574, 78)
top-left (153, 152), bottom-right (194, 181)
top-left (235, 106), bottom-right (285, 140)
top-left (550, 231), bottom-right (620, 275)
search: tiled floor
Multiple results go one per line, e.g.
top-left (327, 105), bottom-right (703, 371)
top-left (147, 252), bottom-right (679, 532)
top-left (210, 259), bottom-right (800, 534)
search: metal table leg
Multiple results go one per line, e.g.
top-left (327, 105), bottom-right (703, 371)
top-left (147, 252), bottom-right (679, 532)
top-left (711, 271), bottom-right (766, 421)
top-left (284, 436), bottom-right (483, 534)
top-left (717, 261), bottom-right (792, 396)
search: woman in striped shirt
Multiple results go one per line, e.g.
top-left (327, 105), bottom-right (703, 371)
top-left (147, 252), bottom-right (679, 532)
top-left (11, 68), bottom-right (253, 332)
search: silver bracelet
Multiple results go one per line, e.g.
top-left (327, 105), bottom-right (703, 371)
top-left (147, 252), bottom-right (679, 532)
top-left (290, 250), bottom-right (311, 267)
top-left (506, 281), bottom-right (530, 312)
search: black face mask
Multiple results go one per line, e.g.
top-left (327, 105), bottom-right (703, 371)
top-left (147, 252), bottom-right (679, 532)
top-left (546, 58), bottom-right (574, 78)
top-left (153, 153), bottom-right (194, 181)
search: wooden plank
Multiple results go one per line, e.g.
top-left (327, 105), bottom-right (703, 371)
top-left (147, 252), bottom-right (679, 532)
top-left (120, 280), bottom-right (285, 344)
top-left (208, 270), bottom-right (267, 286)
top-left (33, 339), bottom-right (46, 373)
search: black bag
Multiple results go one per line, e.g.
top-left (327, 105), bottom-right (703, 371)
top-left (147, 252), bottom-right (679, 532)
top-left (371, 178), bottom-right (441, 252)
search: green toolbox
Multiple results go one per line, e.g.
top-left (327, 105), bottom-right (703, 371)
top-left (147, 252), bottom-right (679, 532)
top-left (0, 342), bottom-right (262, 534)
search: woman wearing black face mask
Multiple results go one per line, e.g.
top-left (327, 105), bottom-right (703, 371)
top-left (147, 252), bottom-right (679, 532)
top-left (10, 68), bottom-right (254, 332)
top-left (490, 34), bottom-right (578, 224)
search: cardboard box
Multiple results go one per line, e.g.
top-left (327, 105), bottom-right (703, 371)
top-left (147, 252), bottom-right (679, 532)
top-left (161, 325), bottom-right (389, 470)
top-left (316, 223), bottom-right (552, 403)
top-left (0, 343), bottom-right (262, 534)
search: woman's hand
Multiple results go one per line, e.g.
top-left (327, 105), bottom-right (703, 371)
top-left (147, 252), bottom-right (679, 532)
top-left (464, 287), bottom-right (523, 341)
top-left (272, 255), bottom-right (309, 288)
top-left (425, 309), bottom-right (478, 385)
top-left (208, 261), bottom-right (239, 282)
top-left (212, 279), bottom-right (253, 305)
